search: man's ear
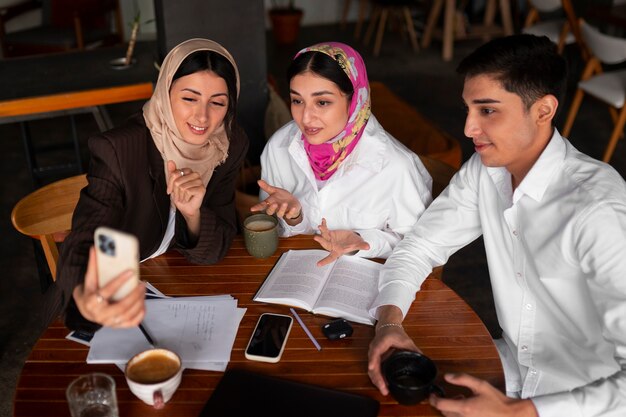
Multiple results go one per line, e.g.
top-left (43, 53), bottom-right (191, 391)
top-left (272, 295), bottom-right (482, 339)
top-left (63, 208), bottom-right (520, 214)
top-left (534, 94), bottom-right (558, 125)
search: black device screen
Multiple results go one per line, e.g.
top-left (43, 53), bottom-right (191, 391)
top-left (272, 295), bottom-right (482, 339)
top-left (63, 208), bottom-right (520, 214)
top-left (246, 314), bottom-right (292, 358)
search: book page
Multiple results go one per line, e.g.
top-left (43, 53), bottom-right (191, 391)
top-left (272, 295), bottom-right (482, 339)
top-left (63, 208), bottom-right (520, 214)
top-left (254, 250), bottom-right (333, 310)
top-left (314, 256), bottom-right (382, 325)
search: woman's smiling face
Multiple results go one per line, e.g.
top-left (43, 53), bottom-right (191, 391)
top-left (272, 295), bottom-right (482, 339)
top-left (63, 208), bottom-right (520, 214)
top-left (170, 70), bottom-right (229, 144)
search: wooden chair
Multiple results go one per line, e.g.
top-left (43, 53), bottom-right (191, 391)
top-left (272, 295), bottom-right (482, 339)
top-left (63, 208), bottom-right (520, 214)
top-left (523, 0), bottom-right (576, 55)
top-left (0, 0), bottom-right (123, 58)
top-left (363, 0), bottom-right (420, 57)
top-left (11, 174), bottom-right (87, 280)
top-left (562, 19), bottom-right (626, 164)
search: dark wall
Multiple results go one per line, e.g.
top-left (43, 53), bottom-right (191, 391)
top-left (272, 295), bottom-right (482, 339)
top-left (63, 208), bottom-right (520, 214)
top-left (154, 0), bottom-right (268, 163)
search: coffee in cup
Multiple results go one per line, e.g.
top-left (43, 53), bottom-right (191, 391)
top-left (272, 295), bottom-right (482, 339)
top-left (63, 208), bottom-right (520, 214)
top-left (243, 213), bottom-right (279, 258)
top-left (125, 348), bottom-right (182, 409)
top-left (382, 350), bottom-right (444, 405)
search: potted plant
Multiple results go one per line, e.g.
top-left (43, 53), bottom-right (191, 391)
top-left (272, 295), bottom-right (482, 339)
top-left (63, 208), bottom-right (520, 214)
top-left (268, 0), bottom-right (303, 45)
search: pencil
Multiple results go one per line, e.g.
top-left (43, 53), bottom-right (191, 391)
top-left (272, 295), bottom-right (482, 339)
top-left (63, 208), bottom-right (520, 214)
top-left (290, 308), bottom-right (321, 351)
top-left (138, 323), bottom-right (156, 347)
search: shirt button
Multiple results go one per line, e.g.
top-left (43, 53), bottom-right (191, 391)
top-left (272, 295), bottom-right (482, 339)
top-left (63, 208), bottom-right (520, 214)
top-left (512, 230), bottom-right (518, 236)
top-left (530, 369), bottom-right (537, 376)
top-left (525, 304), bottom-right (533, 310)
top-left (516, 272), bottom-right (522, 278)
top-left (521, 345), bottom-right (528, 351)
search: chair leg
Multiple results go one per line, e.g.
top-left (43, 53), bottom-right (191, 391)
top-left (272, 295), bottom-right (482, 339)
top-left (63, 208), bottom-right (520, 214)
top-left (341, 0), bottom-right (351, 29)
top-left (20, 121), bottom-right (40, 187)
top-left (422, 0), bottom-right (443, 48)
top-left (355, 0), bottom-right (368, 39)
top-left (602, 106), bottom-right (626, 163)
top-left (402, 6), bottom-right (419, 52)
top-left (562, 88), bottom-right (585, 138)
top-left (364, 5), bottom-right (381, 46)
top-left (442, 0), bottom-right (456, 61)
top-left (373, 8), bottom-right (389, 57)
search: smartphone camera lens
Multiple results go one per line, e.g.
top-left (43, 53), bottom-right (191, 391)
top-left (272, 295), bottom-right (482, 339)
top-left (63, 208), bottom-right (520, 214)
top-left (98, 234), bottom-right (116, 256)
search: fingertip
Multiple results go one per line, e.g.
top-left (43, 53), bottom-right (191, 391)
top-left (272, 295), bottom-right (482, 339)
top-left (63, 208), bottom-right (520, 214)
top-left (444, 373), bottom-right (458, 382)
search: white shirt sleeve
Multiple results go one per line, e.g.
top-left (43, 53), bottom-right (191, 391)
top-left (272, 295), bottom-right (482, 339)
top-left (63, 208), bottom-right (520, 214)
top-left (532, 201), bottom-right (626, 417)
top-left (370, 156), bottom-right (484, 318)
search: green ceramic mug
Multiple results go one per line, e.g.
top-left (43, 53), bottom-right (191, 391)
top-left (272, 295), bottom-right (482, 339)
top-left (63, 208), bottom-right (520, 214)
top-left (243, 214), bottom-right (279, 259)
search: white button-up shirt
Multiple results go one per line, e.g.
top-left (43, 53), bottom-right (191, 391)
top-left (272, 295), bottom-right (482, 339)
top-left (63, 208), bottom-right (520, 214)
top-left (260, 116), bottom-right (432, 259)
top-left (372, 130), bottom-right (626, 416)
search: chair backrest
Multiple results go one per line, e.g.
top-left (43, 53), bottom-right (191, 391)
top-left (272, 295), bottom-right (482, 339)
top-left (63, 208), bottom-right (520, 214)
top-left (580, 19), bottom-right (626, 65)
top-left (11, 174), bottom-right (87, 279)
top-left (418, 155), bottom-right (457, 199)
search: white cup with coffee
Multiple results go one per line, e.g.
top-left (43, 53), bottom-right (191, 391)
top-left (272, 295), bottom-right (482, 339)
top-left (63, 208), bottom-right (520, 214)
top-left (125, 348), bottom-right (182, 409)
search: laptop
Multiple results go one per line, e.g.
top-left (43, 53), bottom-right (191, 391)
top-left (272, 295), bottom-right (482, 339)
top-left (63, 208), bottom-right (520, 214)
top-left (199, 368), bottom-right (380, 417)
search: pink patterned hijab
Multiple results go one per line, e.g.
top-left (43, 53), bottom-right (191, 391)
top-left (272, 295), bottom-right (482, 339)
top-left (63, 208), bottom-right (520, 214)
top-left (294, 42), bottom-right (371, 180)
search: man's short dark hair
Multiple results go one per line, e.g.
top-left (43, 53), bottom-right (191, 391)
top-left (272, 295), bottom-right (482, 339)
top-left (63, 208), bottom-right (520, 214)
top-left (457, 35), bottom-right (567, 111)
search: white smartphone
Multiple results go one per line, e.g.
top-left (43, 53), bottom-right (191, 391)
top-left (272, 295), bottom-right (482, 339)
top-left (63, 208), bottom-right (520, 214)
top-left (245, 313), bottom-right (293, 363)
top-left (94, 226), bottom-right (139, 301)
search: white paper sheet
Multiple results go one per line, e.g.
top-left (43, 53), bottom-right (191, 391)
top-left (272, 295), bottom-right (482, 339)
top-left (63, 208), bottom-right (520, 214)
top-left (87, 296), bottom-right (245, 371)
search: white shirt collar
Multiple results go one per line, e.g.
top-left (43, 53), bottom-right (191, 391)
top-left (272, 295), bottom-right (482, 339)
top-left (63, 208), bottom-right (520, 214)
top-left (516, 128), bottom-right (565, 203)
top-left (486, 128), bottom-right (566, 204)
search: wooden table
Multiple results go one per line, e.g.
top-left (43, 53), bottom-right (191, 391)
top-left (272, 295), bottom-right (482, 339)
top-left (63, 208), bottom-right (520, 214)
top-left (14, 235), bottom-right (504, 417)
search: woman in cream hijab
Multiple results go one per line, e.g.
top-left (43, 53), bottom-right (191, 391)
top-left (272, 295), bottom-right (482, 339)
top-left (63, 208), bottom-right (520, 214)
top-left (49, 39), bottom-right (249, 331)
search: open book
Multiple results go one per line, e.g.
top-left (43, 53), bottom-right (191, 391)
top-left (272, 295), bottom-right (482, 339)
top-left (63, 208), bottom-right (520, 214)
top-left (254, 249), bottom-right (382, 325)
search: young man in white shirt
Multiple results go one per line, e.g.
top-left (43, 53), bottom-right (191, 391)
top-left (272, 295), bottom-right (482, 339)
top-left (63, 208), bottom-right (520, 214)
top-left (367, 34), bottom-right (626, 417)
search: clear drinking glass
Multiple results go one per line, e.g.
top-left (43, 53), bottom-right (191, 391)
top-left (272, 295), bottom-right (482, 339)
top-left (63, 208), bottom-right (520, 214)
top-left (66, 373), bottom-right (119, 417)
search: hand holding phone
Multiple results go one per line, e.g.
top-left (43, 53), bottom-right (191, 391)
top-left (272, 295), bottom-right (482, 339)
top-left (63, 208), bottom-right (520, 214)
top-left (94, 227), bottom-right (139, 301)
top-left (245, 313), bottom-right (293, 363)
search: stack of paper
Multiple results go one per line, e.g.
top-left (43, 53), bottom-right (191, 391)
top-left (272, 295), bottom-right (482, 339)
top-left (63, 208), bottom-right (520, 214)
top-left (84, 285), bottom-right (245, 372)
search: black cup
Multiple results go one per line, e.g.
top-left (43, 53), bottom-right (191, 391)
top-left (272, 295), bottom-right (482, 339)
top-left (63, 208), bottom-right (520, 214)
top-left (382, 350), bottom-right (445, 405)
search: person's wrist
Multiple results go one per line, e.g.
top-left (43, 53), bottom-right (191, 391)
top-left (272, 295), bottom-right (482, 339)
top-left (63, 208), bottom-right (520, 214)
top-left (376, 322), bottom-right (403, 333)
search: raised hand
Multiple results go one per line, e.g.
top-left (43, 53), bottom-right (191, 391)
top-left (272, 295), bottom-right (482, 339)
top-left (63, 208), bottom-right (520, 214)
top-left (73, 247), bottom-right (146, 328)
top-left (167, 160), bottom-right (205, 219)
top-left (250, 180), bottom-right (302, 224)
top-left (314, 218), bottom-right (371, 266)
top-left (429, 373), bottom-right (538, 417)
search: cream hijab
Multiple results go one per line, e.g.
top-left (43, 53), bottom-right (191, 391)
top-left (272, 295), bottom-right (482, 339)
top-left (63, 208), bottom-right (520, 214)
top-left (143, 38), bottom-right (240, 186)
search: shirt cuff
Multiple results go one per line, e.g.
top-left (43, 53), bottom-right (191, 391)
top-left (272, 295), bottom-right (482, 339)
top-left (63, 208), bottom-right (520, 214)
top-left (369, 281), bottom-right (416, 319)
top-left (277, 214), bottom-right (310, 236)
top-left (353, 229), bottom-right (394, 259)
top-left (532, 391), bottom-right (582, 417)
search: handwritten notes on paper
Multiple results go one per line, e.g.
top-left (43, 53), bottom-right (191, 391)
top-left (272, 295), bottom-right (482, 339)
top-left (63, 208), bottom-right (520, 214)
top-left (87, 295), bottom-right (245, 371)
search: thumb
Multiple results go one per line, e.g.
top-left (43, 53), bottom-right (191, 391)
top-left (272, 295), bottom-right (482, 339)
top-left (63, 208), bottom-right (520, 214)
top-left (444, 373), bottom-right (483, 394)
top-left (167, 160), bottom-right (177, 173)
top-left (257, 179), bottom-right (276, 193)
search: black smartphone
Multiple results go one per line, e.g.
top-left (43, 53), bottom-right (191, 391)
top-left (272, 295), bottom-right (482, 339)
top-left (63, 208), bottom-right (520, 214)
top-left (245, 313), bottom-right (293, 363)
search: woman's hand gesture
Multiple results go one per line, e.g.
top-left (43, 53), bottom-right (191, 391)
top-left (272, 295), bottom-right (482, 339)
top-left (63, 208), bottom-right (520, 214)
top-left (251, 180), bottom-right (303, 225)
top-left (167, 160), bottom-right (205, 218)
top-left (73, 247), bottom-right (146, 328)
top-left (167, 160), bottom-right (205, 237)
top-left (314, 218), bottom-right (370, 266)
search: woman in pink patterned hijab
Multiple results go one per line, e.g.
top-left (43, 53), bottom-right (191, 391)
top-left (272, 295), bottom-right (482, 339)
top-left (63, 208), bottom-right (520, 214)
top-left (253, 42), bottom-right (432, 266)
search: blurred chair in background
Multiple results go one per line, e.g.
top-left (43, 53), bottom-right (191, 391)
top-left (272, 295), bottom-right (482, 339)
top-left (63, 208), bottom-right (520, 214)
top-left (562, 19), bottom-right (626, 164)
top-left (523, 0), bottom-right (573, 54)
top-left (363, 0), bottom-right (420, 57)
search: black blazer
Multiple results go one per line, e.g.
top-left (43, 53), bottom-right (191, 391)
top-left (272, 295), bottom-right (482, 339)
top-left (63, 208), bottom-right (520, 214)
top-left (45, 113), bottom-right (248, 330)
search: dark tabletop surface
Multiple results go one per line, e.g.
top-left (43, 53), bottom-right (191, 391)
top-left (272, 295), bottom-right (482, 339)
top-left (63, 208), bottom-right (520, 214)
top-left (0, 41), bottom-right (159, 102)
